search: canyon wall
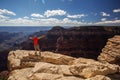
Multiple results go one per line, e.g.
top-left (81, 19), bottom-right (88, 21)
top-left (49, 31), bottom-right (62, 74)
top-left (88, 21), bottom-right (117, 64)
top-left (33, 26), bottom-right (120, 59)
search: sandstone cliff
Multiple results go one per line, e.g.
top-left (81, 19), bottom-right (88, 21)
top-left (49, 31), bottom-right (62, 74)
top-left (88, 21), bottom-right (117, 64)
top-left (98, 35), bottom-right (120, 65)
top-left (8, 50), bottom-right (120, 80)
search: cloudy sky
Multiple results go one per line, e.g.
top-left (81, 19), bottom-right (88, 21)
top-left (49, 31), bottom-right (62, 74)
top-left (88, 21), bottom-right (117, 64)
top-left (0, 0), bottom-right (120, 26)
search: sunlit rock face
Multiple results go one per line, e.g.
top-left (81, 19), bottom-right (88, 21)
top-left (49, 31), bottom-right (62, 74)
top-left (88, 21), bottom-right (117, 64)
top-left (98, 35), bottom-right (120, 65)
top-left (8, 50), bottom-right (120, 80)
top-left (8, 50), bottom-right (75, 70)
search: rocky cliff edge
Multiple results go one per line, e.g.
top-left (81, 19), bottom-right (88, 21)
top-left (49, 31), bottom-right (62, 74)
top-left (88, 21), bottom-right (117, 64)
top-left (8, 49), bottom-right (120, 80)
top-left (98, 35), bottom-right (120, 65)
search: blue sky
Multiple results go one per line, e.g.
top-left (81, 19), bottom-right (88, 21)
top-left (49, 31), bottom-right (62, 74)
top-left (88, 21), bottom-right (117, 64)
top-left (0, 0), bottom-right (120, 26)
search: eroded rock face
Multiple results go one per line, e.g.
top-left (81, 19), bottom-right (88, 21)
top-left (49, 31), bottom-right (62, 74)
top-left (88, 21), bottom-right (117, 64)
top-left (69, 58), bottom-right (119, 78)
top-left (98, 35), bottom-right (120, 65)
top-left (8, 69), bottom-right (83, 80)
top-left (8, 68), bottom-right (32, 80)
top-left (8, 50), bottom-right (120, 80)
top-left (32, 61), bottom-right (119, 78)
top-left (8, 50), bottom-right (75, 70)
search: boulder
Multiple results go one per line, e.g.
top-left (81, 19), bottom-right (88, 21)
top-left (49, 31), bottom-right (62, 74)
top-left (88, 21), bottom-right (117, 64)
top-left (8, 68), bottom-right (32, 80)
top-left (98, 35), bottom-right (120, 65)
top-left (30, 73), bottom-right (83, 80)
top-left (30, 73), bottom-right (63, 80)
top-left (8, 50), bottom-right (75, 70)
top-left (32, 62), bottom-right (72, 76)
top-left (69, 58), bottom-right (119, 78)
top-left (33, 59), bottom-right (119, 78)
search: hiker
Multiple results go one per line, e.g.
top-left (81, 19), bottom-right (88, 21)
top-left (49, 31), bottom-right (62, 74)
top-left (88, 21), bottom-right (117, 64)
top-left (29, 35), bottom-right (45, 56)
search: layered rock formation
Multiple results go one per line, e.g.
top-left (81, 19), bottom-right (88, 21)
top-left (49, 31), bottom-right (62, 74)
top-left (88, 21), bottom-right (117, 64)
top-left (22, 26), bottom-right (120, 59)
top-left (8, 50), bottom-right (120, 80)
top-left (98, 35), bottom-right (120, 65)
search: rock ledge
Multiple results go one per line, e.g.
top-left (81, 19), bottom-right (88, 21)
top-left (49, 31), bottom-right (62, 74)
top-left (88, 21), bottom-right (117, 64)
top-left (8, 50), bottom-right (120, 80)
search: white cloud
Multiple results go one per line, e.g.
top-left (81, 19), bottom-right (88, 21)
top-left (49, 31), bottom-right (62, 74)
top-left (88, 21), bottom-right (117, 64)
top-left (101, 18), bottom-right (106, 21)
top-left (113, 9), bottom-right (120, 13)
top-left (101, 12), bottom-right (110, 16)
top-left (95, 19), bottom-right (120, 26)
top-left (67, 14), bottom-right (85, 18)
top-left (31, 13), bottom-right (44, 18)
top-left (1, 17), bottom-right (120, 26)
top-left (0, 8), bottom-right (119, 26)
top-left (44, 9), bottom-right (66, 17)
top-left (0, 16), bottom-right (88, 26)
top-left (0, 9), bottom-right (16, 16)
top-left (23, 16), bottom-right (29, 19)
top-left (8, 18), bottom-right (30, 24)
top-left (40, 18), bottom-right (88, 26)
top-left (0, 15), bottom-right (9, 19)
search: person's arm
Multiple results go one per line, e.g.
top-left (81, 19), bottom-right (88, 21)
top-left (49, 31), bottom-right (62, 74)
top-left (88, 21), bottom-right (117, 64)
top-left (38, 35), bottom-right (45, 39)
top-left (29, 37), bottom-right (33, 39)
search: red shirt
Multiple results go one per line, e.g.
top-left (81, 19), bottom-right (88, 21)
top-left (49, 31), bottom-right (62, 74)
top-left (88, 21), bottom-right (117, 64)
top-left (33, 37), bottom-right (39, 45)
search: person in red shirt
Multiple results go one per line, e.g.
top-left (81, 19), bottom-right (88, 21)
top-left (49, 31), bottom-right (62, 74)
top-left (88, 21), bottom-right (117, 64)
top-left (29, 35), bottom-right (45, 56)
